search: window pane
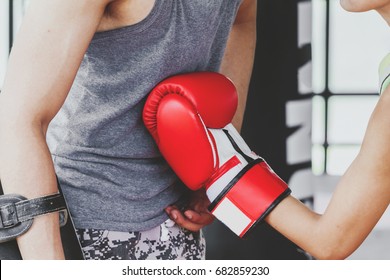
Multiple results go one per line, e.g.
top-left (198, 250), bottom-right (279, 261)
top-left (312, 144), bottom-right (325, 175)
top-left (312, 95), bottom-right (325, 144)
top-left (328, 96), bottom-right (378, 144)
top-left (329, 1), bottom-right (390, 94)
top-left (327, 145), bottom-right (360, 175)
top-left (312, 0), bottom-right (327, 94)
top-left (0, 1), bottom-right (9, 89)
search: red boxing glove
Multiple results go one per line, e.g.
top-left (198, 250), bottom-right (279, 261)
top-left (143, 72), bottom-right (291, 237)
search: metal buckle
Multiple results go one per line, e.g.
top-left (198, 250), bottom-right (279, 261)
top-left (0, 203), bottom-right (19, 229)
top-left (59, 209), bottom-right (68, 227)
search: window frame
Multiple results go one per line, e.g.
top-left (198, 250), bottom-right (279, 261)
top-left (312, 0), bottom-right (381, 176)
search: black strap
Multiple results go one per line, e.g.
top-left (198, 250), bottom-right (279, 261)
top-left (0, 181), bottom-right (84, 259)
top-left (0, 193), bottom-right (65, 229)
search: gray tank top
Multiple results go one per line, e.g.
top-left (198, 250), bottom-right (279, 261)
top-left (47, 0), bottom-right (242, 231)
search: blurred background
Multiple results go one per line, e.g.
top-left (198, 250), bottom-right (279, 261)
top-left (0, 0), bottom-right (389, 259)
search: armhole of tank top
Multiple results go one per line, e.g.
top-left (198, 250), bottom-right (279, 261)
top-left (92, 0), bottom-right (165, 41)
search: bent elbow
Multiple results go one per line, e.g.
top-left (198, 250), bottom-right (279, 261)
top-left (0, 98), bottom-right (49, 137)
top-left (312, 244), bottom-right (354, 260)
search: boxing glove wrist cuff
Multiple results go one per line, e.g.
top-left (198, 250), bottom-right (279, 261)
top-left (243, 187), bottom-right (291, 237)
top-left (379, 53), bottom-right (390, 94)
top-left (207, 157), bottom-right (291, 238)
top-left (208, 158), bottom-right (265, 211)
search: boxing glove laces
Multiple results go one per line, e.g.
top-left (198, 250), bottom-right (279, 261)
top-left (143, 72), bottom-right (291, 237)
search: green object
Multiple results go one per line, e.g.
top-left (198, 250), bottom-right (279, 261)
top-left (379, 53), bottom-right (390, 94)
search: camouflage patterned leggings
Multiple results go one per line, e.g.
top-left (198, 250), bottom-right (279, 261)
top-left (75, 219), bottom-right (206, 260)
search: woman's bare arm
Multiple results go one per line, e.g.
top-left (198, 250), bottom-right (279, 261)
top-left (0, 0), bottom-right (112, 259)
top-left (266, 87), bottom-right (390, 259)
